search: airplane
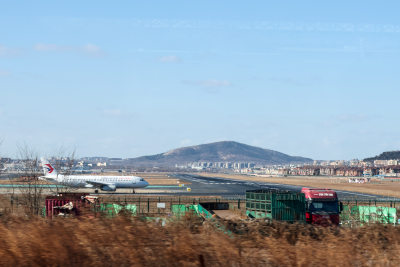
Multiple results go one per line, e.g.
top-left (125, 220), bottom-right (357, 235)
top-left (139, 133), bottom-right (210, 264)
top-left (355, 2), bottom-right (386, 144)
top-left (40, 159), bottom-right (149, 193)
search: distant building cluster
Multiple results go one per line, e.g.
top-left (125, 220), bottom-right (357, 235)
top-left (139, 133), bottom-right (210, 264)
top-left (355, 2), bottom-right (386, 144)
top-left (270, 159), bottom-right (400, 177)
top-left (282, 166), bottom-right (400, 177)
top-left (76, 161), bottom-right (107, 168)
top-left (174, 159), bottom-right (400, 178)
top-left (2, 156), bottom-right (400, 178)
top-left (181, 162), bottom-right (256, 170)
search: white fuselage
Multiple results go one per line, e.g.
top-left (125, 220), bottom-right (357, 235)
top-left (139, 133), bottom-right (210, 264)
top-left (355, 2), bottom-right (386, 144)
top-left (42, 174), bottom-right (149, 190)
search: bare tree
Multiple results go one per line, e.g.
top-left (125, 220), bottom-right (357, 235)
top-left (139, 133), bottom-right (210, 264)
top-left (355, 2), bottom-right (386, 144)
top-left (16, 144), bottom-right (44, 216)
top-left (47, 149), bottom-right (78, 194)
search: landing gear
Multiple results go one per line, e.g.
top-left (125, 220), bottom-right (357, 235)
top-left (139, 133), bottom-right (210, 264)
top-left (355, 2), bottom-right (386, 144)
top-left (132, 189), bottom-right (136, 194)
top-left (95, 189), bottom-right (99, 194)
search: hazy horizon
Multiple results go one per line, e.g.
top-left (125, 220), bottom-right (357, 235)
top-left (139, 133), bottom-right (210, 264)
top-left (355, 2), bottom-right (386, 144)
top-left (0, 140), bottom-right (384, 162)
top-left (1, 1), bottom-right (400, 160)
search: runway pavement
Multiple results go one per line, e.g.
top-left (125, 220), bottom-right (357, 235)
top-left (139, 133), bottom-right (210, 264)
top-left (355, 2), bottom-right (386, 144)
top-left (171, 174), bottom-right (400, 201)
top-left (1, 172), bottom-right (398, 201)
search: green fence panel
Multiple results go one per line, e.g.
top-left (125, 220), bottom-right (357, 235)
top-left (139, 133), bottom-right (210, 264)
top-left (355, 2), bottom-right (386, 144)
top-left (171, 204), bottom-right (187, 216)
top-left (171, 204), bottom-right (199, 217)
top-left (124, 204), bottom-right (137, 216)
top-left (355, 206), bottom-right (397, 224)
top-left (341, 205), bottom-right (397, 225)
top-left (100, 203), bottom-right (123, 217)
top-left (113, 204), bottom-right (123, 214)
top-left (340, 205), bottom-right (352, 222)
top-left (197, 204), bottom-right (214, 219)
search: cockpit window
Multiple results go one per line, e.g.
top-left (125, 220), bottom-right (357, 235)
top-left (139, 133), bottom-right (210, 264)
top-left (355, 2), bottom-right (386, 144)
top-left (140, 178), bottom-right (144, 181)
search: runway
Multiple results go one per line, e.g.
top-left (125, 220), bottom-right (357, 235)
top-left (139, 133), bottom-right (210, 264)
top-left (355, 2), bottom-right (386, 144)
top-left (1, 173), bottom-right (398, 201)
top-left (170, 174), bottom-right (400, 201)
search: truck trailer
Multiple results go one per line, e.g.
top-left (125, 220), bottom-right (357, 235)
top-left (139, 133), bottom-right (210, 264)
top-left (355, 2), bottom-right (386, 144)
top-left (245, 189), bottom-right (306, 222)
top-left (246, 188), bottom-right (342, 225)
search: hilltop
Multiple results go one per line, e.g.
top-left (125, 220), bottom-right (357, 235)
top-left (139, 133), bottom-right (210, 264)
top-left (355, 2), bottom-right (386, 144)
top-left (364, 151), bottom-right (400, 162)
top-left (125, 141), bottom-right (312, 167)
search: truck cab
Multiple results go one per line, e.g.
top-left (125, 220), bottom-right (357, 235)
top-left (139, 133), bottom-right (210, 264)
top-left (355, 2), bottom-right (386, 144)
top-left (301, 187), bottom-right (342, 225)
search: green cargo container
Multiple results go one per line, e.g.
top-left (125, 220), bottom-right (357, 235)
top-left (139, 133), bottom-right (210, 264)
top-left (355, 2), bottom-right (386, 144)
top-left (246, 189), bottom-right (306, 222)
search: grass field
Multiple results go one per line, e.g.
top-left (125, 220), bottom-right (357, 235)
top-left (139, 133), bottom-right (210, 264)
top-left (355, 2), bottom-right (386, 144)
top-left (0, 216), bottom-right (399, 266)
top-left (198, 172), bottom-right (400, 198)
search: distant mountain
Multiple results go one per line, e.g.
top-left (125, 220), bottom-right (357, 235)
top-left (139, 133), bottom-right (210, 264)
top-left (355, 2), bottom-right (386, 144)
top-left (364, 151), bottom-right (400, 162)
top-left (125, 141), bottom-right (312, 167)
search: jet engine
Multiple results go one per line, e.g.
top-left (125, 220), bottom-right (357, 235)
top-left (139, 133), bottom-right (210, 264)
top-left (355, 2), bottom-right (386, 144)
top-left (100, 184), bottom-right (116, 191)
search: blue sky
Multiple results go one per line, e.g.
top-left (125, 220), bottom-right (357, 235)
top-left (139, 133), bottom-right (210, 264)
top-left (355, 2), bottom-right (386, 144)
top-left (1, 1), bottom-right (400, 160)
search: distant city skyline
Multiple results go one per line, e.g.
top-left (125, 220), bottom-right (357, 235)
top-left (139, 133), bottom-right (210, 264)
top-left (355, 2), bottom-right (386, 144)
top-left (1, 1), bottom-right (400, 160)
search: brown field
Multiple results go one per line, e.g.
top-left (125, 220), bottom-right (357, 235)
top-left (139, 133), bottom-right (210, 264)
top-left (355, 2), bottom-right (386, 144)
top-left (198, 173), bottom-right (400, 198)
top-left (137, 173), bottom-right (188, 185)
top-left (0, 215), bottom-right (399, 266)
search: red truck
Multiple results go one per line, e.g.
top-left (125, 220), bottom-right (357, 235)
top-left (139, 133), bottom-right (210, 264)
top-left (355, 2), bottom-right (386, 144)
top-left (301, 187), bottom-right (343, 225)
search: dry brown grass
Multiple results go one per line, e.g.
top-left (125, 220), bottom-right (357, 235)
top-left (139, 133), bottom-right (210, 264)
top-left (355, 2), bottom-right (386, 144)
top-left (146, 178), bottom-right (184, 185)
top-left (0, 215), bottom-right (399, 266)
top-left (198, 172), bottom-right (400, 198)
top-left (134, 173), bottom-right (189, 185)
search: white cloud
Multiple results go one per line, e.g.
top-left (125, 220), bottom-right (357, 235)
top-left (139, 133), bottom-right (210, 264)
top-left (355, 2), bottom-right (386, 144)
top-left (159, 55), bottom-right (181, 63)
top-left (34, 43), bottom-right (104, 56)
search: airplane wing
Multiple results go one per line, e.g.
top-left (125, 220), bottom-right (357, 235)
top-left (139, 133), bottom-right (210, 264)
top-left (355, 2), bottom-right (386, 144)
top-left (85, 180), bottom-right (116, 191)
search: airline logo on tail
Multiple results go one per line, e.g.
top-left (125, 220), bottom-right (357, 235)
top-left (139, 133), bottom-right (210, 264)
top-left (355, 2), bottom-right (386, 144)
top-left (45, 164), bottom-right (54, 174)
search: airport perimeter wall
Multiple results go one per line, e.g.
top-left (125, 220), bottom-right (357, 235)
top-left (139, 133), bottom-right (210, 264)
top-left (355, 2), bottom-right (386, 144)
top-left (100, 196), bottom-right (245, 216)
top-left (2, 193), bottom-right (400, 226)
